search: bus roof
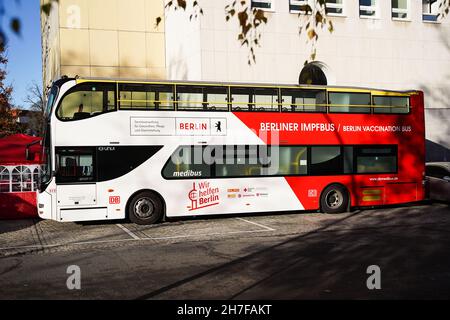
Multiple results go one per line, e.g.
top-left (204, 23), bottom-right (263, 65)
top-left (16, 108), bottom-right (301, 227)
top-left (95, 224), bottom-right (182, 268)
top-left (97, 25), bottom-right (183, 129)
top-left (56, 76), bottom-right (420, 96)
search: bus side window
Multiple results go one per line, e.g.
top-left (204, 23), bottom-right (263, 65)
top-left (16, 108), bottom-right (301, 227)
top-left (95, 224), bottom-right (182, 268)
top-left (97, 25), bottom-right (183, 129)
top-left (57, 83), bottom-right (116, 121)
top-left (355, 146), bottom-right (397, 174)
top-left (373, 96), bottom-right (410, 114)
top-left (253, 88), bottom-right (279, 112)
top-left (118, 84), bottom-right (175, 110)
top-left (231, 87), bottom-right (252, 111)
top-left (205, 86), bottom-right (228, 111)
top-left (310, 146), bottom-right (343, 175)
top-left (329, 92), bottom-right (371, 114)
top-left (162, 146), bottom-right (211, 179)
top-left (177, 85), bottom-right (204, 111)
top-left (280, 89), bottom-right (327, 113)
top-left (55, 148), bottom-right (95, 183)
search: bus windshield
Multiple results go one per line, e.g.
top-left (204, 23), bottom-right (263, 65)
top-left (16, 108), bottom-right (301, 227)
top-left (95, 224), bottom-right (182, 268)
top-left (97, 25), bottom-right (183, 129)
top-left (45, 85), bottom-right (59, 118)
top-left (40, 125), bottom-right (52, 190)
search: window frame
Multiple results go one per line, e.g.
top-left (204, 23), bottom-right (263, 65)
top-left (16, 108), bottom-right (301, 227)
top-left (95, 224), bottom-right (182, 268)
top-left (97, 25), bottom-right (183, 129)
top-left (422, 0), bottom-right (440, 22)
top-left (230, 86), bottom-right (280, 113)
top-left (118, 83), bottom-right (175, 111)
top-left (55, 82), bottom-right (117, 122)
top-left (289, 0), bottom-right (312, 14)
top-left (354, 145), bottom-right (398, 174)
top-left (176, 85), bottom-right (230, 112)
top-left (391, 0), bottom-right (410, 21)
top-left (325, 0), bottom-right (345, 16)
top-left (328, 91), bottom-right (372, 114)
top-left (11, 166), bottom-right (33, 193)
top-left (372, 95), bottom-right (411, 115)
top-left (162, 144), bottom-right (399, 180)
top-left (280, 88), bottom-right (327, 113)
top-left (55, 147), bottom-right (97, 184)
top-left (251, 0), bottom-right (275, 11)
top-left (0, 166), bottom-right (11, 193)
top-left (359, 0), bottom-right (379, 19)
top-left (309, 146), bottom-right (344, 176)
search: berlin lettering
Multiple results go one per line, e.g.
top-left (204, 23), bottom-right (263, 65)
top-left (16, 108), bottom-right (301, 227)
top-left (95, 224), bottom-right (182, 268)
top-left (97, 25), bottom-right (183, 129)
top-left (179, 123), bottom-right (208, 130)
top-left (260, 122), bottom-right (335, 132)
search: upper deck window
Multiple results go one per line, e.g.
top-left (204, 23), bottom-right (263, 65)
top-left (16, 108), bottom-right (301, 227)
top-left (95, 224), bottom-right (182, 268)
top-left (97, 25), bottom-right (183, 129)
top-left (119, 83), bottom-right (174, 110)
top-left (281, 89), bottom-right (327, 112)
top-left (329, 92), bottom-right (371, 113)
top-left (231, 87), bottom-right (279, 112)
top-left (373, 96), bottom-right (410, 114)
top-left (177, 85), bottom-right (228, 111)
top-left (57, 83), bottom-right (116, 121)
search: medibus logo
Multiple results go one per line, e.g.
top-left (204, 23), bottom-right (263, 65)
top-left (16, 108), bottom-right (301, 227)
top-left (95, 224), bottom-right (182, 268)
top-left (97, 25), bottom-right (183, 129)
top-left (188, 182), bottom-right (220, 211)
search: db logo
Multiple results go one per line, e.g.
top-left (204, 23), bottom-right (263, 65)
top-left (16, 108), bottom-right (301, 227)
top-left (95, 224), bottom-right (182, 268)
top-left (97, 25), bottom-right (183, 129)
top-left (308, 189), bottom-right (318, 198)
top-left (109, 196), bottom-right (120, 205)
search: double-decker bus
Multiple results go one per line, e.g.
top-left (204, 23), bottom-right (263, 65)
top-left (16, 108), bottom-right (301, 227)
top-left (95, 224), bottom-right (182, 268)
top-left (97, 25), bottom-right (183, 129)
top-left (38, 77), bottom-right (425, 225)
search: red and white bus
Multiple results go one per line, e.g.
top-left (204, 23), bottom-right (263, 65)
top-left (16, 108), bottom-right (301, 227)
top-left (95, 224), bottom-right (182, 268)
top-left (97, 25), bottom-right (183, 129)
top-left (37, 77), bottom-right (425, 224)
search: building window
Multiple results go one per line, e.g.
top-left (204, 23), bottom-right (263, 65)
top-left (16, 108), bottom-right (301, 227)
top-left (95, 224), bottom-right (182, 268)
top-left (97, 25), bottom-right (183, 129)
top-left (0, 166), bottom-right (10, 193)
top-left (299, 62), bottom-right (328, 85)
top-left (360, 0), bottom-right (378, 18)
top-left (325, 0), bottom-right (344, 15)
top-left (11, 166), bottom-right (32, 192)
top-left (289, 0), bottom-right (310, 13)
top-left (392, 0), bottom-right (410, 20)
top-left (251, 0), bottom-right (274, 11)
top-left (423, 0), bottom-right (440, 22)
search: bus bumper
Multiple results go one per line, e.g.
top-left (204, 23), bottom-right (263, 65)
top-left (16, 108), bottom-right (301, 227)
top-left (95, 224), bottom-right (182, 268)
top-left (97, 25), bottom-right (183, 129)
top-left (37, 191), bottom-right (53, 220)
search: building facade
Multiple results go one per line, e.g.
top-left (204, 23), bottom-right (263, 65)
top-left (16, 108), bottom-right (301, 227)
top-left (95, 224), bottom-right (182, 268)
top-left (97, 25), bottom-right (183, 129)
top-left (40, 0), bottom-right (166, 88)
top-left (41, 0), bottom-right (450, 160)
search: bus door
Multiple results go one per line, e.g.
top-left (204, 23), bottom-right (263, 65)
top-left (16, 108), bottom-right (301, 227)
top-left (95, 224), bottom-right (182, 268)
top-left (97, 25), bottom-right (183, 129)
top-left (55, 147), bottom-right (107, 222)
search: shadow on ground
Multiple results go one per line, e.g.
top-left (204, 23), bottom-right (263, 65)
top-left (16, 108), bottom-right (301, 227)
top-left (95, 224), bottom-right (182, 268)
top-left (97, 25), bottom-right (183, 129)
top-left (137, 204), bottom-right (450, 300)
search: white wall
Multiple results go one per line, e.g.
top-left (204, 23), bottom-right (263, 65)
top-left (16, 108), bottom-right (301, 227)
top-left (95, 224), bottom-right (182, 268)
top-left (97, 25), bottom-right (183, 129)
top-left (164, 0), bottom-right (450, 152)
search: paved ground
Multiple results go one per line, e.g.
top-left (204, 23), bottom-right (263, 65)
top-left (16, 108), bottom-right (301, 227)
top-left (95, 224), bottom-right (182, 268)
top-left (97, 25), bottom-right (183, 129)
top-left (0, 203), bottom-right (449, 299)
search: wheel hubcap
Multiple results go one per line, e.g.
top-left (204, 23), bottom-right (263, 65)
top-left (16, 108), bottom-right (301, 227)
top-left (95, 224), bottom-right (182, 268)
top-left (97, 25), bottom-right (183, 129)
top-left (134, 198), bottom-right (154, 219)
top-left (326, 190), bottom-right (343, 209)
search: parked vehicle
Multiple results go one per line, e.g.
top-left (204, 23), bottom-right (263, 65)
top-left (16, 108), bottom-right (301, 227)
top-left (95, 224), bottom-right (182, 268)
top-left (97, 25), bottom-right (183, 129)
top-left (425, 162), bottom-right (450, 203)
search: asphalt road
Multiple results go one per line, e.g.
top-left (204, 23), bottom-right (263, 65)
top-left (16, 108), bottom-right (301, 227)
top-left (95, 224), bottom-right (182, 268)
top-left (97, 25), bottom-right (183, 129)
top-left (0, 203), bottom-right (449, 299)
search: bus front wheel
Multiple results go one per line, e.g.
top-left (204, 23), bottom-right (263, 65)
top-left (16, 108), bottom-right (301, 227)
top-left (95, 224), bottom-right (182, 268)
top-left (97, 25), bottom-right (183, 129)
top-left (128, 191), bottom-right (164, 225)
top-left (320, 184), bottom-right (349, 214)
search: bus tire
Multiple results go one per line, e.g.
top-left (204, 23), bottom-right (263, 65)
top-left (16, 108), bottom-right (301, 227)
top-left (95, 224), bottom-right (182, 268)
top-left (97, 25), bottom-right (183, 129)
top-left (128, 191), bottom-right (164, 225)
top-left (320, 184), bottom-right (349, 214)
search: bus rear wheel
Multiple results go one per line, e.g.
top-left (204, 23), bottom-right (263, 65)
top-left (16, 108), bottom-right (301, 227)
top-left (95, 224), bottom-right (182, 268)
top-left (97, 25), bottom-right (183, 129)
top-left (128, 191), bottom-right (164, 225)
top-left (320, 184), bottom-right (349, 214)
